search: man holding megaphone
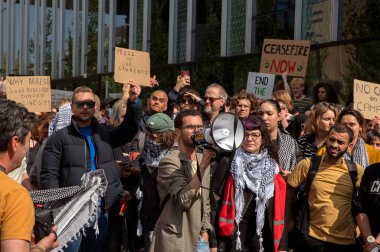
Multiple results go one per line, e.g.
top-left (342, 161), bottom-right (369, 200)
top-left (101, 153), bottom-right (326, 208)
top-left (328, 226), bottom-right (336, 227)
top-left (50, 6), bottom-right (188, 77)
top-left (149, 110), bottom-right (215, 252)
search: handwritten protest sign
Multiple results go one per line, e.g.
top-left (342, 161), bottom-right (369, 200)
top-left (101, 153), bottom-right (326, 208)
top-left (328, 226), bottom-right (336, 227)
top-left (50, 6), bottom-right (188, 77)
top-left (6, 76), bottom-right (51, 112)
top-left (51, 89), bottom-right (73, 108)
top-left (114, 47), bottom-right (151, 86)
top-left (354, 79), bottom-right (380, 120)
top-left (260, 39), bottom-right (311, 77)
top-left (246, 72), bottom-right (275, 99)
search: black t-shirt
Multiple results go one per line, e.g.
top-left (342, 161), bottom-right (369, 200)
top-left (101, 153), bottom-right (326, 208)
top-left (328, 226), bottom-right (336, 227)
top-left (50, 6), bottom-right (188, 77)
top-left (358, 163), bottom-right (380, 235)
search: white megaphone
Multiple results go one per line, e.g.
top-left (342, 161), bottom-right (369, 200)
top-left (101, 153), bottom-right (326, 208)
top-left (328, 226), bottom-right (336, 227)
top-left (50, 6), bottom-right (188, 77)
top-left (192, 112), bottom-right (245, 153)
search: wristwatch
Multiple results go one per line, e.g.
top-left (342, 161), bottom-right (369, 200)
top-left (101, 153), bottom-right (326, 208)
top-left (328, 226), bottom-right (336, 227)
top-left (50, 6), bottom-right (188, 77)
top-left (367, 235), bottom-right (376, 243)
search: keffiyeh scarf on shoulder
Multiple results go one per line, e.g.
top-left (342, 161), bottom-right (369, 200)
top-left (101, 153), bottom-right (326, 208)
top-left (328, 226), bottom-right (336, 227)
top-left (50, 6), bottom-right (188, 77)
top-left (231, 147), bottom-right (278, 251)
top-left (344, 137), bottom-right (369, 168)
top-left (144, 138), bottom-right (170, 167)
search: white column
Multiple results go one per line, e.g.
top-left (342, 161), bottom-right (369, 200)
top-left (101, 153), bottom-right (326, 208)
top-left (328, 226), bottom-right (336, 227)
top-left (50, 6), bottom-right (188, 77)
top-left (129, 0), bottom-right (135, 49)
top-left (97, 0), bottom-right (104, 73)
top-left (19, 0), bottom-right (25, 75)
top-left (40, 0), bottom-right (46, 75)
top-left (220, 0), bottom-right (228, 56)
top-left (7, 0), bottom-right (15, 75)
top-left (51, 0), bottom-right (57, 79)
top-left (330, 0), bottom-right (339, 41)
top-left (81, 0), bottom-right (88, 76)
top-left (142, 0), bottom-right (149, 51)
top-left (0, 0), bottom-right (3, 70)
top-left (34, 0), bottom-right (39, 75)
top-left (58, 0), bottom-right (65, 78)
top-left (294, 0), bottom-right (302, 40)
top-left (108, 0), bottom-right (116, 72)
top-left (168, 0), bottom-right (175, 63)
top-left (23, 0), bottom-right (30, 75)
top-left (185, 0), bottom-right (195, 62)
top-left (72, 0), bottom-right (79, 77)
top-left (245, 0), bottom-right (253, 54)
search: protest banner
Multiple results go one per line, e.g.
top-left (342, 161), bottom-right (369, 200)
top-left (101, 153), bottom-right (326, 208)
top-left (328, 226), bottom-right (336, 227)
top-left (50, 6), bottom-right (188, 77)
top-left (6, 76), bottom-right (51, 112)
top-left (246, 72), bottom-right (275, 99)
top-left (51, 89), bottom-right (73, 108)
top-left (259, 39), bottom-right (311, 77)
top-left (114, 47), bottom-right (151, 86)
top-left (354, 79), bottom-right (380, 120)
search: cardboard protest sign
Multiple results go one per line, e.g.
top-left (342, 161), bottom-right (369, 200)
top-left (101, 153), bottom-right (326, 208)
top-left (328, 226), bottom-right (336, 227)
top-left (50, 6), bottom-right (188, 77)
top-left (260, 39), bottom-right (311, 77)
top-left (353, 79), bottom-right (380, 120)
top-left (6, 76), bottom-right (51, 112)
top-left (246, 72), bottom-right (275, 99)
top-left (114, 47), bottom-right (151, 86)
top-left (51, 89), bottom-right (73, 108)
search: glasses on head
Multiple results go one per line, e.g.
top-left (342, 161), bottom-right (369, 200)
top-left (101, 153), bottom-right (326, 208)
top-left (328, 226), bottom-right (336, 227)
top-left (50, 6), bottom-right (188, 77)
top-left (75, 100), bottom-right (96, 109)
top-left (203, 96), bottom-right (222, 104)
top-left (182, 124), bottom-right (204, 131)
top-left (181, 98), bottom-right (194, 104)
top-left (245, 132), bottom-right (261, 140)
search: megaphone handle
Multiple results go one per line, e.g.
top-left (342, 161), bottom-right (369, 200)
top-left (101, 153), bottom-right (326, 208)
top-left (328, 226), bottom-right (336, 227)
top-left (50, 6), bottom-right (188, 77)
top-left (233, 116), bottom-right (238, 150)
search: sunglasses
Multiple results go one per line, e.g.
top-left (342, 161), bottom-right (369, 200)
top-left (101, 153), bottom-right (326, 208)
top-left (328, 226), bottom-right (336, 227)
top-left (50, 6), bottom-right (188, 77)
top-left (75, 100), bottom-right (96, 109)
top-left (181, 98), bottom-right (194, 104)
top-left (203, 96), bottom-right (222, 104)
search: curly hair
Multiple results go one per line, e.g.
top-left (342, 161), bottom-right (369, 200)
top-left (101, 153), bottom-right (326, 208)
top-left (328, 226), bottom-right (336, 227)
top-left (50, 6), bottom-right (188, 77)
top-left (231, 91), bottom-right (259, 114)
top-left (304, 103), bottom-right (338, 136)
top-left (175, 87), bottom-right (201, 112)
top-left (0, 100), bottom-right (38, 152)
top-left (243, 115), bottom-right (277, 161)
top-left (313, 82), bottom-right (339, 104)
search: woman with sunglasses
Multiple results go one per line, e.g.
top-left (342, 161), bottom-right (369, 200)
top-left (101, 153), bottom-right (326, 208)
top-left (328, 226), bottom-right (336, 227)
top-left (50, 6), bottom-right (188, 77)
top-left (256, 99), bottom-right (302, 177)
top-left (317, 108), bottom-right (380, 167)
top-left (297, 103), bottom-right (338, 158)
top-left (174, 87), bottom-right (201, 112)
top-left (209, 116), bottom-right (286, 252)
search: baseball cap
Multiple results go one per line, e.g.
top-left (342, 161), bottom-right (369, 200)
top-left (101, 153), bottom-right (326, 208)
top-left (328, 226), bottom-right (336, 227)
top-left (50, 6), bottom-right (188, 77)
top-left (146, 113), bottom-right (175, 133)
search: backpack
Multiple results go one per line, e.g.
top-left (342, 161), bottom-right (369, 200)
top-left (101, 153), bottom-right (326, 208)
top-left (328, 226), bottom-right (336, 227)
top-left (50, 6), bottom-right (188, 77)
top-left (289, 155), bottom-right (358, 248)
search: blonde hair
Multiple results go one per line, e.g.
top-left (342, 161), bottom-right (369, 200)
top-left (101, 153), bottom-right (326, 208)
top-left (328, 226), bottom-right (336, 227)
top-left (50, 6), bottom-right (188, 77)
top-left (290, 78), bottom-right (305, 88)
top-left (272, 90), bottom-right (294, 112)
top-left (304, 103), bottom-right (338, 136)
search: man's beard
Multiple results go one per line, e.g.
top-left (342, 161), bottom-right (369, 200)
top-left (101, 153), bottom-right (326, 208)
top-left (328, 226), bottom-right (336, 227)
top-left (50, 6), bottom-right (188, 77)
top-left (326, 146), bottom-right (348, 160)
top-left (204, 105), bottom-right (218, 115)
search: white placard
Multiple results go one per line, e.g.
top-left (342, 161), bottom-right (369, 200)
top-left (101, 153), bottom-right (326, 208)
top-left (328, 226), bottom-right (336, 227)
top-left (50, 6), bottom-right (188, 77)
top-left (246, 72), bottom-right (275, 99)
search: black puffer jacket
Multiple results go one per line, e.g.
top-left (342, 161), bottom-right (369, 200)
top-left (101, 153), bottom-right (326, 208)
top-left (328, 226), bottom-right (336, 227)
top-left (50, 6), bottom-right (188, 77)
top-left (40, 99), bottom-right (142, 208)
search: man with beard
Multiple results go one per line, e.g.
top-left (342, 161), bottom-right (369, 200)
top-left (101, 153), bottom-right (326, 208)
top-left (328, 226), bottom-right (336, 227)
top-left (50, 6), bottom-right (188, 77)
top-left (149, 110), bottom-right (215, 252)
top-left (202, 83), bottom-right (227, 127)
top-left (283, 123), bottom-right (364, 252)
top-left (41, 85), bottom-right (142, 252)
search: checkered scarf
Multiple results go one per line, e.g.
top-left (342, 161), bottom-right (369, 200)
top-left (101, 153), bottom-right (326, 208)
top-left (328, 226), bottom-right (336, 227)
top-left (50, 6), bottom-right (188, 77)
top-left (30, 170), bottom-right (108, 252)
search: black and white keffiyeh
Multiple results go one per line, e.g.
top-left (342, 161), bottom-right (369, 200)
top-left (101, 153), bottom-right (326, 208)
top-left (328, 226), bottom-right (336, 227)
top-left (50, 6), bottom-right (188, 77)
top-left (144, 138), bottom-right (170, 167)
top-left (344, 137), bottom-right (369, 168)
top-left (231, 147), bottom-right (278, 251)
top-left (30, 170), bottom-right (108, 252)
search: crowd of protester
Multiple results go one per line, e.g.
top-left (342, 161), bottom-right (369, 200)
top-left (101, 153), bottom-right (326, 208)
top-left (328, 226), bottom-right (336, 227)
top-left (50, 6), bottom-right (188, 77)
top-left (1, 72), bottom-right (380, 252)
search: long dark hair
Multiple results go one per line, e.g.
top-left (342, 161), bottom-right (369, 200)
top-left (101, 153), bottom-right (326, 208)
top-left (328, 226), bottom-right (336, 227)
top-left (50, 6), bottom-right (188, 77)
top-left (243, 115), bottom-right (277, 161)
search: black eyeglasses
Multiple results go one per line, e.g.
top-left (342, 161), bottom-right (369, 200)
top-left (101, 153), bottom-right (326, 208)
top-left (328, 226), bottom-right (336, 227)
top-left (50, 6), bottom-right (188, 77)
top-left (75, 100), bottom-right (96, 109)
top-left (203, 96), bottom-right (222, 104)
top-left (181, 98), bottom-right (194, 104)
